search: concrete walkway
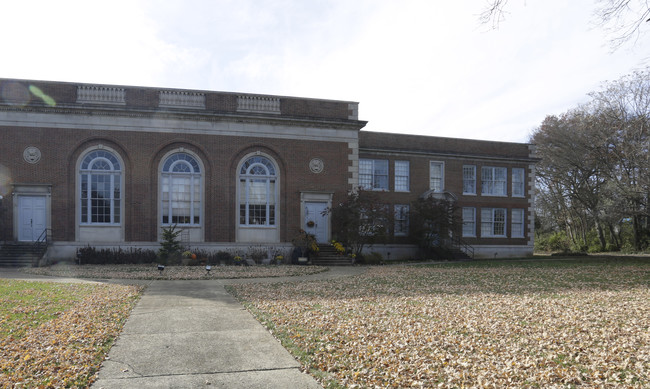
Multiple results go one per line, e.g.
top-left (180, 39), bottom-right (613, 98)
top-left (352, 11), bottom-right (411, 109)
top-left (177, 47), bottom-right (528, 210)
top-left (1, 267), bottom-right (366, 388)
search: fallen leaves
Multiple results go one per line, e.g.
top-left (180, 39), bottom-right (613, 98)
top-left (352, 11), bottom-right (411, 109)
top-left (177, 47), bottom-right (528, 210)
top-left (22, 264), bottom-right (327, 280)
top-left (231, 259), bottom-right (650, 388)
top-left (0, 280), bottom-right (142, 388)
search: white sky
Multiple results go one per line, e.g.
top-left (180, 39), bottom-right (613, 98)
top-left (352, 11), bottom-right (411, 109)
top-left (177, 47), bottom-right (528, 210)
top-left (1, 0), bottom-right (648, 143)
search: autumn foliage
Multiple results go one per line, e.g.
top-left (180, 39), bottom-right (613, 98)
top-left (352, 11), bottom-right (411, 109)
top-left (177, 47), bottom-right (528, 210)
top-left (0, 280), bottom-right (142, 387)
top-left (231, 258), bottom-right (650, 388)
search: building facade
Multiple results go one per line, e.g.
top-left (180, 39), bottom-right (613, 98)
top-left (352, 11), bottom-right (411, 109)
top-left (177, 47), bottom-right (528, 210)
top-left (0, 78), bottom-right (536, 260)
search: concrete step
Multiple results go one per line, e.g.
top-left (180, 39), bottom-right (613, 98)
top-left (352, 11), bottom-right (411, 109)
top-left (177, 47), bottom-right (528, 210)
top-left (0, 243), bottom-right (46, 267)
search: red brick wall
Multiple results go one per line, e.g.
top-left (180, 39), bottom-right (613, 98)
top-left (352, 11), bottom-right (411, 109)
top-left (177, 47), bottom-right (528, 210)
top-left (358, 150), bottom-right (533, 246)
top-left (0, 126), bottom-right (352, 243)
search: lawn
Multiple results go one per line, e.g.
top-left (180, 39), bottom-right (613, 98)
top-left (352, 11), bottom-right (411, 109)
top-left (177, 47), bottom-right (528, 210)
top-left (229, 258), bottom-right (650, 388)
top-left (0, 279), bottom-right (142, 388)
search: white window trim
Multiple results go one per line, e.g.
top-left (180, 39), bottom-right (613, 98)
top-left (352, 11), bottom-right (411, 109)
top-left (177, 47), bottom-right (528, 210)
top-left (394, 160), bottom-right (410, 192)
top-left (394, 204), bottom-right (409, 236)
top-left (511, 208), bottom-right (525, 238)
top-left (238, 154), bottom-right (279, 227)
top-left (359, 158), bottom-right (390, 192)
top-left (481, 208), bottom-right (507, 238)
top-left (78, 147), bottom-right (123, 226)
top-left (429, 161), bottom-right (445, 192)
top-left (463, 165), bottom-right (476, 195)
top-left (462, 207), bottom-right (476, 237)
top-left (160, 152), bottom-right (203, 226)
top-left (512, 168), bottom-right (525, 198)
top-left (481, 166), bottom-right (508, 197)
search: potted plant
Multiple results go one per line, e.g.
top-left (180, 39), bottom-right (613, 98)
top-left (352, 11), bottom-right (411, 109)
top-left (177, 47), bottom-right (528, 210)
top-left (291, 229), bottom-right (318, 264)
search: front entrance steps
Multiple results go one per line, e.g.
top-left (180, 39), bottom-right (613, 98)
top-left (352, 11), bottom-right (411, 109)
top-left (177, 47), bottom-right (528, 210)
top-left (311, 244), bottom-right (354, 266)
top-left (0, 242), bottom-right (47, 267)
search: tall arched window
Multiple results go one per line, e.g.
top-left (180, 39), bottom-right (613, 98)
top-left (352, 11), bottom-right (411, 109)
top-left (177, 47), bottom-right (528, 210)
top-left (80, 150), bottom-right (121, 224)
top-left (161, 152), bottom-right (202, 225)
top-left (239, 156), bottom-right (277, 226)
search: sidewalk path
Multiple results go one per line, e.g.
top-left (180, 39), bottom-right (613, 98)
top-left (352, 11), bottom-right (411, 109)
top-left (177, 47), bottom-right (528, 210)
top-left (2, 266), bottom-right (366, 388)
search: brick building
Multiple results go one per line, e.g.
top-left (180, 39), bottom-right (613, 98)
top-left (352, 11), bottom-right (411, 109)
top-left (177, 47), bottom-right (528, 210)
top-left (0, 78), bottom-right (536, 260)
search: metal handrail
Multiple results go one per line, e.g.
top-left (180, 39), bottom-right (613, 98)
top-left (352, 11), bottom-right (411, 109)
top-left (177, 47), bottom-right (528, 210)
top-left (33, 228), bottom-right (51, 249)
top-left (443, 235), bottom-right (474, 259)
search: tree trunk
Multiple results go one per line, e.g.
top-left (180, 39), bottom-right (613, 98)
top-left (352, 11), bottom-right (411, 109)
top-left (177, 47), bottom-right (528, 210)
top-left (594, 219), bottom-right (607, 251)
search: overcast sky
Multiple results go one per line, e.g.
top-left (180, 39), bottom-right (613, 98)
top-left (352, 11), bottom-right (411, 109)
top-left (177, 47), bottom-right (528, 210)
top-left (1, 0), bottom-right (648, 142)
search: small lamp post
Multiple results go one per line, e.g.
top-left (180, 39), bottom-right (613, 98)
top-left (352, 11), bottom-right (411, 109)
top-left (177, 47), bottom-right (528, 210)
top-left (157, 264), bottom-right (165, 275)
top-left (205, 265), bottom-right (211, 275)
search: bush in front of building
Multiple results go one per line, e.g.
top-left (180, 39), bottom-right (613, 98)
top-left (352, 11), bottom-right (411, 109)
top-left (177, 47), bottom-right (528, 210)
top-left (76, 246), bottom-right (158, 265)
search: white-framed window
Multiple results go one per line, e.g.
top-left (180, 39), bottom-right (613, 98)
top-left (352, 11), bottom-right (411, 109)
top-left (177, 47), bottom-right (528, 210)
top-left (161, 153), bottom-right (202, 225)
top-left (80, 149), bottom-right (121, 224)
top-left (394, 161), bottom-right (410, 192)
top-left (462, 207), bottom-right (476, 237)
top-left (394, 204), bottom-right (409, 236)
top-left (481, 208), bottom-right (506, 237)
top-left (481, 167), bottom-right (507, 196)
top-left (512, 168), bottom-right (525, 197)
top-left (239, 155), bottom-right (277, 226)
top-left (359, 159), bottom-right (388, 190)
top-left (463, 165), bottom-right (476, 195)
top-left (429, 161), bottom-right (444, 192)
top-left (511, 208), bottom-right (525, 237)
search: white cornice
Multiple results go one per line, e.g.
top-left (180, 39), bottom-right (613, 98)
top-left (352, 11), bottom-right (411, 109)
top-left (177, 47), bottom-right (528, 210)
top-left (0, 109), bottom-right (360, 143)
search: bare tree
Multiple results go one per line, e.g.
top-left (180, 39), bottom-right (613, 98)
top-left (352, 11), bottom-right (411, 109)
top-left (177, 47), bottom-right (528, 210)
top-left (589, 68), bottom-right (650, 248)
top-left (480, 0), bottom-right (650, 49)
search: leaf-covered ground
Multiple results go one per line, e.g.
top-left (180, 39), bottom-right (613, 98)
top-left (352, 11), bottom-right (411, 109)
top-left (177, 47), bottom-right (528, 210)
top-left (22, 263), bottom-right (327, 280)
top-left (230, 258), bottom-right (650, 388)
top-left (0, 280), bottom-right (142, 388)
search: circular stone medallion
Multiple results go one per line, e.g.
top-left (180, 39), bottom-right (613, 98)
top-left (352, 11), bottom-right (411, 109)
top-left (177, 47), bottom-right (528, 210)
top-left (309, 158), bottom-right (324, 174)
top-left (23, 146), bottom-right (42, 164)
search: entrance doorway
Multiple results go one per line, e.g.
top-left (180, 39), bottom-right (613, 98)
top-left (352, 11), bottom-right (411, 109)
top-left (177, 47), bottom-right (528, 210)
top-left (304, 202), bottom-right (328, 243)
top-left (18, 196), bottom-right (47, 242)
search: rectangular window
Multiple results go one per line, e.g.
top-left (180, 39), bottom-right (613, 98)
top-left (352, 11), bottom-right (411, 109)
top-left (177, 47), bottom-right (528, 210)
top-left (394, 161), bottom-right (410, 192)
top-left (511, 208), bottom-right (525, 237)
top-left (462, 207), bottom-right (476, 237)
top-left (463, 165), bottom-right (476, 195)
top-left (429, 161), bottom-right (444, 192)
top-left (481, 167), bottom-right (507, 196)
top-left (394, 204), bottom-right (409, 236)
top-left (481, 208), bottom-right (506, 237)
top-left (512, 168), bottom-right (525, 197)
top-left (359, 159), bottom-right (388, 190)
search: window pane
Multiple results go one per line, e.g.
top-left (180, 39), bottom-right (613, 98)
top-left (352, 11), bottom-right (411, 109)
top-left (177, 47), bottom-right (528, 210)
top-left (463, 165), bottom-right (476, 194)
top-left (482, 167), bottom-right (507, 196)
top-left (161, 153), bottom-right (201, 225)
top-left (430, 162), bottom-right (443, 192)
top-left (512, 208), bottom-right (524, 237)
top-left (462, 207), bottom-right (475, 237)
top-left (394, 204), bottom-right (409, 235)
top-left (512, 168), bottom-right (525, 197)
top-left (395, 161), bottom-right (409, 191)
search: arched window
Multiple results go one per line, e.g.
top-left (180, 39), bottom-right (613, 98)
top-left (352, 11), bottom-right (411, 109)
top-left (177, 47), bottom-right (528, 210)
top-left (239, 155), bottom-right (277, 226)
top-left (161, 153), bottom-right (202, 225)
top-left (80, 150), bottom-right (121, 224)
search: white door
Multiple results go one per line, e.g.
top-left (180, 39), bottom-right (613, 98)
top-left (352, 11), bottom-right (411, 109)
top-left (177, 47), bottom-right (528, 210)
top-left (19, 196), bottom-right (47, 242)
top-left (304, 202), bottom-right (328, 243)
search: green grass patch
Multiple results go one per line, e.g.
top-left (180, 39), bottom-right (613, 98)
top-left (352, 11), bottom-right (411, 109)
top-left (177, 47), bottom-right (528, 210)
top-left (0, 279), bottom-right (142, 388)
top-left (0, 280), bottom-right (98, 338)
